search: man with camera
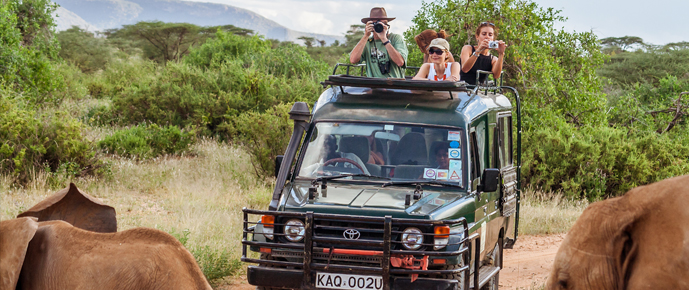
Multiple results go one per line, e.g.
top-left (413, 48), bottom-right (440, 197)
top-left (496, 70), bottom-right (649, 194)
top-left (349, 7), bottom-right (408, 78)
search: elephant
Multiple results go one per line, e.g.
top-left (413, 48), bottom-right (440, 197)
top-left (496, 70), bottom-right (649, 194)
top-left (0, 218), bottom-right (212, 290)
top-left (0, 183), bottom-right (212, 290)
top-left (17, 182), bottom-right (117, 233)
top-left (546, 174), bottom-right (689, 290)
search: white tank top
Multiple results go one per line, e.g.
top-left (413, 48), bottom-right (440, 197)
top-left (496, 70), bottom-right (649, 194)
top-left (427, 62), bottom-right (453, 81)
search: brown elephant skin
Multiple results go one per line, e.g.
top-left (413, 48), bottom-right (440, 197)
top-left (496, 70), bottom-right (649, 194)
top-left (17, 220), bottom-right (212, 290)
top-left (546, 174), bottom-right (689, 290)
top-left (17, 183), bottom-right (117, 233)
top-left (0, 217), bottom-right (38, 290)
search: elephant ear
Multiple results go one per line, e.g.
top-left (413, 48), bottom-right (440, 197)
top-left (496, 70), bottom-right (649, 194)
top-left (0, 217), bottom-right (38, 290)
top-left (17, 183), bottom-right (117, 233)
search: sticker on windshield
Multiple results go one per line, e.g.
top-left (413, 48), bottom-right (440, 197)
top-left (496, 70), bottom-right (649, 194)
top-left (384, 124), bottom-right (394, 131)
top-left (448, 148), bottom-right (461, 159)
top-left (449, 160), bottom-right (462, 183)
top-left (448, 131), bottom-right (460, 141)
top-left (450, 141), bottom-right (460, 148)
top-left (436, 170), bottom-right (448, 180)
top-left (423, 168), bottom-right (437, 179)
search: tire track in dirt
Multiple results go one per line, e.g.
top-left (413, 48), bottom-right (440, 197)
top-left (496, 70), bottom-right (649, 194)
top-left (500, 234), bottom-right (565, 289)
top-left (220, 234), bottom-right (566, 290)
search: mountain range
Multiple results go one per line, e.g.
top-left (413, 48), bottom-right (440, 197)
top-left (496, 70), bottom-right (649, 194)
top-left (52, 0), bottom-right (344, 45)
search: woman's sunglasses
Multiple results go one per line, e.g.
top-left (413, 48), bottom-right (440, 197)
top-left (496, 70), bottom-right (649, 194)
top-left (428, 48), bottom-right (445, 55)
top-left (481, 22), bottom-right (495, 26)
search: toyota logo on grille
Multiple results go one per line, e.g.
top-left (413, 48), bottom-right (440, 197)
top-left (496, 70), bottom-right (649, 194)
top-left (343, 229), bottom-right (361, 240)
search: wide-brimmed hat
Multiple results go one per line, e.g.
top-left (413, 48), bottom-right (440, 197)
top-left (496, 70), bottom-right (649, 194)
top-left (361, 7), bottom-right (396, 23)
top-left (427, 38), bottom-right (450, 52)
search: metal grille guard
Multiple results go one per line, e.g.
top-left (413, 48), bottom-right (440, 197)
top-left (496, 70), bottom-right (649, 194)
top-left (242, 208), bottom-right (484, 290)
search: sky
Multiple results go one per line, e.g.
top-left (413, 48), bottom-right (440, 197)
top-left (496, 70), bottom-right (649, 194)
top-left (186, 0), bottom-right (688, 45)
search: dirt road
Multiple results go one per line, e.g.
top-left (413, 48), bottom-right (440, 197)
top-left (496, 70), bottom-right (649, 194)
top-left (221, 234), bottom-right (565, 290)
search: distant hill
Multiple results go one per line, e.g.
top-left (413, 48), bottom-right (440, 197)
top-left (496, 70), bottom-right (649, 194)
top-left (51, 0), bottom-right (344, 45)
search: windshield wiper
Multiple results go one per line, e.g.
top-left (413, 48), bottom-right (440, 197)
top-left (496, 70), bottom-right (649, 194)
top-left (381, 180), bottom-right (464, 189)
top-left (316, 173), bottom-right (391, 182)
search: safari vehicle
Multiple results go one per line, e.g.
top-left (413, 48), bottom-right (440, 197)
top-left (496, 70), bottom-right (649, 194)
top-left (241, 65), bottom-right (522, 290)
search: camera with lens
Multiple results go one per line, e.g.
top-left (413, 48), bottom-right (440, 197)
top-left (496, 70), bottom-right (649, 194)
top-left (373, 21), bottom-right (386, 33)
top-left (489, 41), bottom-right (499, 49)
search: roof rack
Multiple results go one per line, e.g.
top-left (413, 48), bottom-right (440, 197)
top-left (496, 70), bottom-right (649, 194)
top-left (322, 64), bottom-right (469, 99)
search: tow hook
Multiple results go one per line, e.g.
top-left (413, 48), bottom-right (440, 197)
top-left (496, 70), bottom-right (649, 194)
top-left (390, 255), bottom-right (428, 282)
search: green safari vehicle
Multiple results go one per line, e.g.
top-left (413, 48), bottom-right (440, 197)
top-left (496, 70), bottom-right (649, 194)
top-left (241, 66), bottom-right (522, 290)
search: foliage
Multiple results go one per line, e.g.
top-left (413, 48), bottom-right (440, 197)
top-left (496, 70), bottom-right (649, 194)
top-left (600, 36), bottom-right (645, 53)
top-left (106, 22), bottom-right (254, 63)
top-left (105, 33), bottom-right (326, 140)
top-left (171, 228), bottom-right (242, 284)
top-left (98, 124), bottom-right (195, 159)
top-left (406, 0), bottom-right (608, 127)
top-left (344, 24), bottom-right (365, 48)
top-left (0, 0), bottom-right (62, 103)
top-left (522, 122), bottom-right (689, 201)
top-left (222, 103), bottom-right (293, 177)
top-left (598, 47), bottom-right (689, 86)
top-left (57, 26), bottom-right (113, 73)
top-left (0, 95), bottom-right (100, 183)
top-left (85, 58), bottom-right (158, 99)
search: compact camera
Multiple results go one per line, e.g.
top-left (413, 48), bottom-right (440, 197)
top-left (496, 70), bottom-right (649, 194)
top-left (373, 21), bottom-right (386, 33)
top-left (489, 41), bottom-right (499, 49)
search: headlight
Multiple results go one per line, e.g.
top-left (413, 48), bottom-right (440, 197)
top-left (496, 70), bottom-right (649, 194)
top-left (401, 227), bottom-right (424, 250)
top-left (284, 219), bottom-right (305, 242)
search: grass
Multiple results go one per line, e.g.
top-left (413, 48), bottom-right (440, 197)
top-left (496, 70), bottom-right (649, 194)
top-left (519, 188), bottom-right (589, 235)
top-left (0, 139), bottom-right (271, 287)
top-left (1, 137), bottom-right (589, 288)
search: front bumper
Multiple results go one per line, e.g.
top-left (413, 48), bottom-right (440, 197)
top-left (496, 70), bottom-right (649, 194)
top-left (247, 266), bottom-right (459, 290)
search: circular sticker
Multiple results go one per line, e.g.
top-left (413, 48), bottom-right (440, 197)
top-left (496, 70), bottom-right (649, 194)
top-left (449, 149), bottom-right (460, 159)
top-left (450, 141), bottom-right (460, 148)
top-left (425, 169), bottom-right (436, 178)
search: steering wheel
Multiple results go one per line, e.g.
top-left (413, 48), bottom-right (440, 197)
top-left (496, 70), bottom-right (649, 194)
top-left (323, 157), bottom-right (365, 173)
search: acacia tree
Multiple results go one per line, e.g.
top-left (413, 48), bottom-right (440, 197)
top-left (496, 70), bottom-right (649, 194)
top-left (405, 0), bottom-right (608, 127)
top-left (106, 22), bottom-right (253, 63)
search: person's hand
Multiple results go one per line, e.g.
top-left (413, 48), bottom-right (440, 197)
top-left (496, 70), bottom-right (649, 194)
top-left (363, 21), bottom-right (374, 40)
top-left (496, 40), bottom-right (507, 54)
top-left (477, 39), bottom-right (490, 53)
top-left (448, 75), bottom-right (460, 82)
top-left (373, 22), bottom-right (389, 42)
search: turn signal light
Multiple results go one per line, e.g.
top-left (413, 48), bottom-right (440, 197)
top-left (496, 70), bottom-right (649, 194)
top-left (434, 226), bottom-right (450, 238)
top-left (261, 215), bottom-right (275, 227)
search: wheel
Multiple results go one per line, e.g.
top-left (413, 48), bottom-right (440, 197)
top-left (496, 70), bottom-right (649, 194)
top-left (481, 238), bottom-right (502, 290)
top-left (323, 157), bottom-right (365, 173)
top-left (429, 258), bottom-right (465, 287)
top-left (255, 254), bottom-right (296, 290)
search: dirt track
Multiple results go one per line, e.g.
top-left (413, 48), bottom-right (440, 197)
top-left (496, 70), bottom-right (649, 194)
top-left (221, 234), bottom-right (565, 290)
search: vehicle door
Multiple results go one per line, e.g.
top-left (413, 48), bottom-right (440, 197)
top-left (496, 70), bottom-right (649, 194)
top-left (495, 113), bottom-right (518, 245)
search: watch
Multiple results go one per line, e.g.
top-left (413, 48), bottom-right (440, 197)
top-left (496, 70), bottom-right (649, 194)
top-left (382, 40), bottom-right (391, 46)
top-left (471, 51), bottom-right (479, 57)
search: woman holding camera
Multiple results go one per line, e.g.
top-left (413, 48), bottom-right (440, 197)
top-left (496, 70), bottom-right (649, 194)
top-left (412, 38), bottom-right (460, 81)
top-left (460, 22), bottom-right (506, 85)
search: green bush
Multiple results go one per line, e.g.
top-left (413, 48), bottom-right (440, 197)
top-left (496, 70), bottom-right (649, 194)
top-left (522, 123), bottom-right (689, 200)
top-left (184, 31), bottom-right (271, 68)
top-left (98, 124), bottom-right (195, 159)
top-left (221, 103), bottom-right (293, 177)
top-left (0, 95), bottom-right (100, 182)
top-left (85, 58), bottom-right (158, 99)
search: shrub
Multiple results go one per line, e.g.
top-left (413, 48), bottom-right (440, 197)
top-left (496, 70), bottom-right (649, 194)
top-left (0, 95), bottom-right (100, 183)
top-left (184, 31), bottom-right (271, 68)
top-left (98, 124), bottom-right (195, 159)
top-left (522, 123), bottom-right (689, 200)
top-left (221, 103), bottom-right (293, 177)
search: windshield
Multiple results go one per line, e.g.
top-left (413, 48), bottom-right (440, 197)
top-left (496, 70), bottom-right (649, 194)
top-left (298, 122), bottom-right (465, 186)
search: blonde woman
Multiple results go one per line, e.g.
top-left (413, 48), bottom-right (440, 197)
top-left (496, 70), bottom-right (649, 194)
top-left (413, 38), bottom-right (460, 81)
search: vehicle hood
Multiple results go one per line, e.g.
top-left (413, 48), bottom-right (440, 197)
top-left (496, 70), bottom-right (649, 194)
top-left (283, 181), bottom-right (469, 217)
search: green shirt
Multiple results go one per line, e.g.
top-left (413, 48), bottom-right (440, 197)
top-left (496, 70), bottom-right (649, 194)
top-left (357, 33), bottom-right (408, 78)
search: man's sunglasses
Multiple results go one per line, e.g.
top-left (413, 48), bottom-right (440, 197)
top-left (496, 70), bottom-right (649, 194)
top-left (428, 48), bottom-right (445, 55)
top-left (481, 22), bottom-right (495, 26)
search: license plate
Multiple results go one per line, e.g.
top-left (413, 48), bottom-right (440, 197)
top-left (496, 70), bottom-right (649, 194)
top-left (316, 272), bottom-right (383, 290)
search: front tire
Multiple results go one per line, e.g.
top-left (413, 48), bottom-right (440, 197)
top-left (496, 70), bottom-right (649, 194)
top-left (481, 238), bottom-right (502, 290)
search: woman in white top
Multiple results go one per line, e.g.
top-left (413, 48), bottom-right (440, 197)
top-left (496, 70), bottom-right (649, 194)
top-left (413, 38), bottom-right (460, 81)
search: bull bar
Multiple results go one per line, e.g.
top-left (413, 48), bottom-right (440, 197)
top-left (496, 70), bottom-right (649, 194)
top-left (242, 208), bottom-right (485, 290)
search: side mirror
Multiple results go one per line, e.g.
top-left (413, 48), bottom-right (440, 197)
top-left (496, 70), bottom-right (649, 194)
top-left (478, 168), bottom-right (500, 192)
top-left (275, 155), bottom-right (284, 178)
